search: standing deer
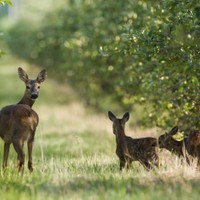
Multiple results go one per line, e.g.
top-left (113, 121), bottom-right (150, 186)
top-left (0, 67), bottom-right (47, 172)
top-left (108, 111), bottom-right (159, 171)
top-left (158, 126), bottom-right (200, 170)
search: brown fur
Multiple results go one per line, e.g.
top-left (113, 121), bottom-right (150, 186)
top-left (158, 127), bottom-right (200, 170)
top-left (185, 130), bottom-right (200, 170)
top-left (0, 67), bottom-right (47, 172)
top-left (108, 111), bottom-right (159, 171)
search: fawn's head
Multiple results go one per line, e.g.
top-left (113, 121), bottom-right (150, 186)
top-left (108, 111), bottom-right (130, 135)
top-left (158, 126), bottom-right (179, 148)
top-left (18, 67), bottom-right (47, 100)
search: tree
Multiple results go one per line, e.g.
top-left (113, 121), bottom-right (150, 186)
top-left (5, 0), bottom-right (200, 130)
top-left (108, 0), bottom-right (200, 130)
top-left (0, 0), bottom-right (12, 58)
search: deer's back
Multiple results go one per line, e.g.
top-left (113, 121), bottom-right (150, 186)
top-left (125, 136), bottom-right (158, 160)
top-left (0, 104), bottom-right (39, 142)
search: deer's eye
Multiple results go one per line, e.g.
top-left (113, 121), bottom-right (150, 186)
top-left (26, 86), bottom-right (30, 89)
top-left (38, 86), bottom-right (41, 89)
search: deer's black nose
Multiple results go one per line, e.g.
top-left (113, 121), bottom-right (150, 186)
top-left (31, 93), bottom-right (38, 100)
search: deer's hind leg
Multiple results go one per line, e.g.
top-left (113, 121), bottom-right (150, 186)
top-left (151, 153), bottom-right (159, 168)
top-left (139, 159), bottom-right (151, 171)
top-left (27, 131), bottom-right (35, 172)
top-left (125, 157), bottom-right (132, 170)
top-left (2, 142), bottom-right (11, 169)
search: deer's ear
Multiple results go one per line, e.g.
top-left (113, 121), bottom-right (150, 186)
top-left (37, 69), bottom-right (47, 83)
top-left (168, 126), bottom-right (179, 136)
top-left (108, 111), bottom-right (116, 121)
top-left (123, 112), bottom-right (130, 122)
top-left (18, 67), bottom-right (29, 83)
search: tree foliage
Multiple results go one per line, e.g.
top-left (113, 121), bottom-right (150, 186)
top-left (107, 0), bottom-right (200, 130)
top-left (6, 0), bottom-right (200, 130)
top-left (0, 0), bottom-right (12, 5)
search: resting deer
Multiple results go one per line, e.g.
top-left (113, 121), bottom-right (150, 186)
top-left (108, 111), bottom-right (159, 171)
top-left (0, 67), bottom-right (47, 172)
top-left (158, 126), bottom-right (200, 170)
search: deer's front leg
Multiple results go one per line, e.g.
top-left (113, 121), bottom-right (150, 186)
top-left (119, 158), bottom-right (126, 171)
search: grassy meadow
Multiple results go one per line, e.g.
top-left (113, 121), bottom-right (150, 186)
top-left (0, 57), bottom-right (200, 200)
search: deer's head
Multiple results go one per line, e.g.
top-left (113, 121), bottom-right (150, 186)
top-left (108, 111), bottom-right (130, 135)
top-left (158, 126), bottom-right (179, 148)
top-left (18, 67), bottom-right (47, 100)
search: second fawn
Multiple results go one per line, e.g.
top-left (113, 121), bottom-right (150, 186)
top-left (0, 67), bottom-right (47, 172)
top-left (108, 111), bottom-right (159, 171)
top-left (158, 126), bottom-right (200, 170)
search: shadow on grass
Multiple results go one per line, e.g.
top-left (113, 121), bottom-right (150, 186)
top-left (1, 162), bottom-right (200, 200)
top-left (52, 175), bottom-right (200, 199)
top-left (7, 175), bottom-right (199, 200)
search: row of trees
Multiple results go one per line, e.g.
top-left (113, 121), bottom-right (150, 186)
top-left (4, 0), bottom-right (200, 130)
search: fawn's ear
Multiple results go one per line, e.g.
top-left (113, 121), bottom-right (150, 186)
top-left (122, 112), bottom-right (130, 122)
top-left (108, 111), bottom-right (116, 121)
top-left (18, 67), bottom-right (29, 83)
top-left (36, 69), bottom-right (47, 83)
top-left (168, 126), bottom-right (179, 136)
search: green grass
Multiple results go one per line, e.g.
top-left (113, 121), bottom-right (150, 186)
top-left (0, 58), bottom-right (200, 200)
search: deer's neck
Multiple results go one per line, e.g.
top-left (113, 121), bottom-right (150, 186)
top-left (115, 129), bottom-right (129, 155)
top-left (115, 130), bottom-right (126, 144)
top-left (167, 139), bottom-right (184, 156)
top-left (17, 92), bottom-right (35, 108)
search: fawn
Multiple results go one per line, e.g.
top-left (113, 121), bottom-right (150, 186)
top-left (0, 67), bottom-right (47, 172)
top-left (158, 126), bottom-right (200, 170)
top-left (108, 111), bottom-right (159, 171)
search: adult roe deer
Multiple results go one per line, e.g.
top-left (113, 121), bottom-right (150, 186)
top-left (0, 67), bottom-right (47, 172)
top-left (108, 111), bottom-right (159, 171)
top-left (158, 126), bottom-right (200, 170)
